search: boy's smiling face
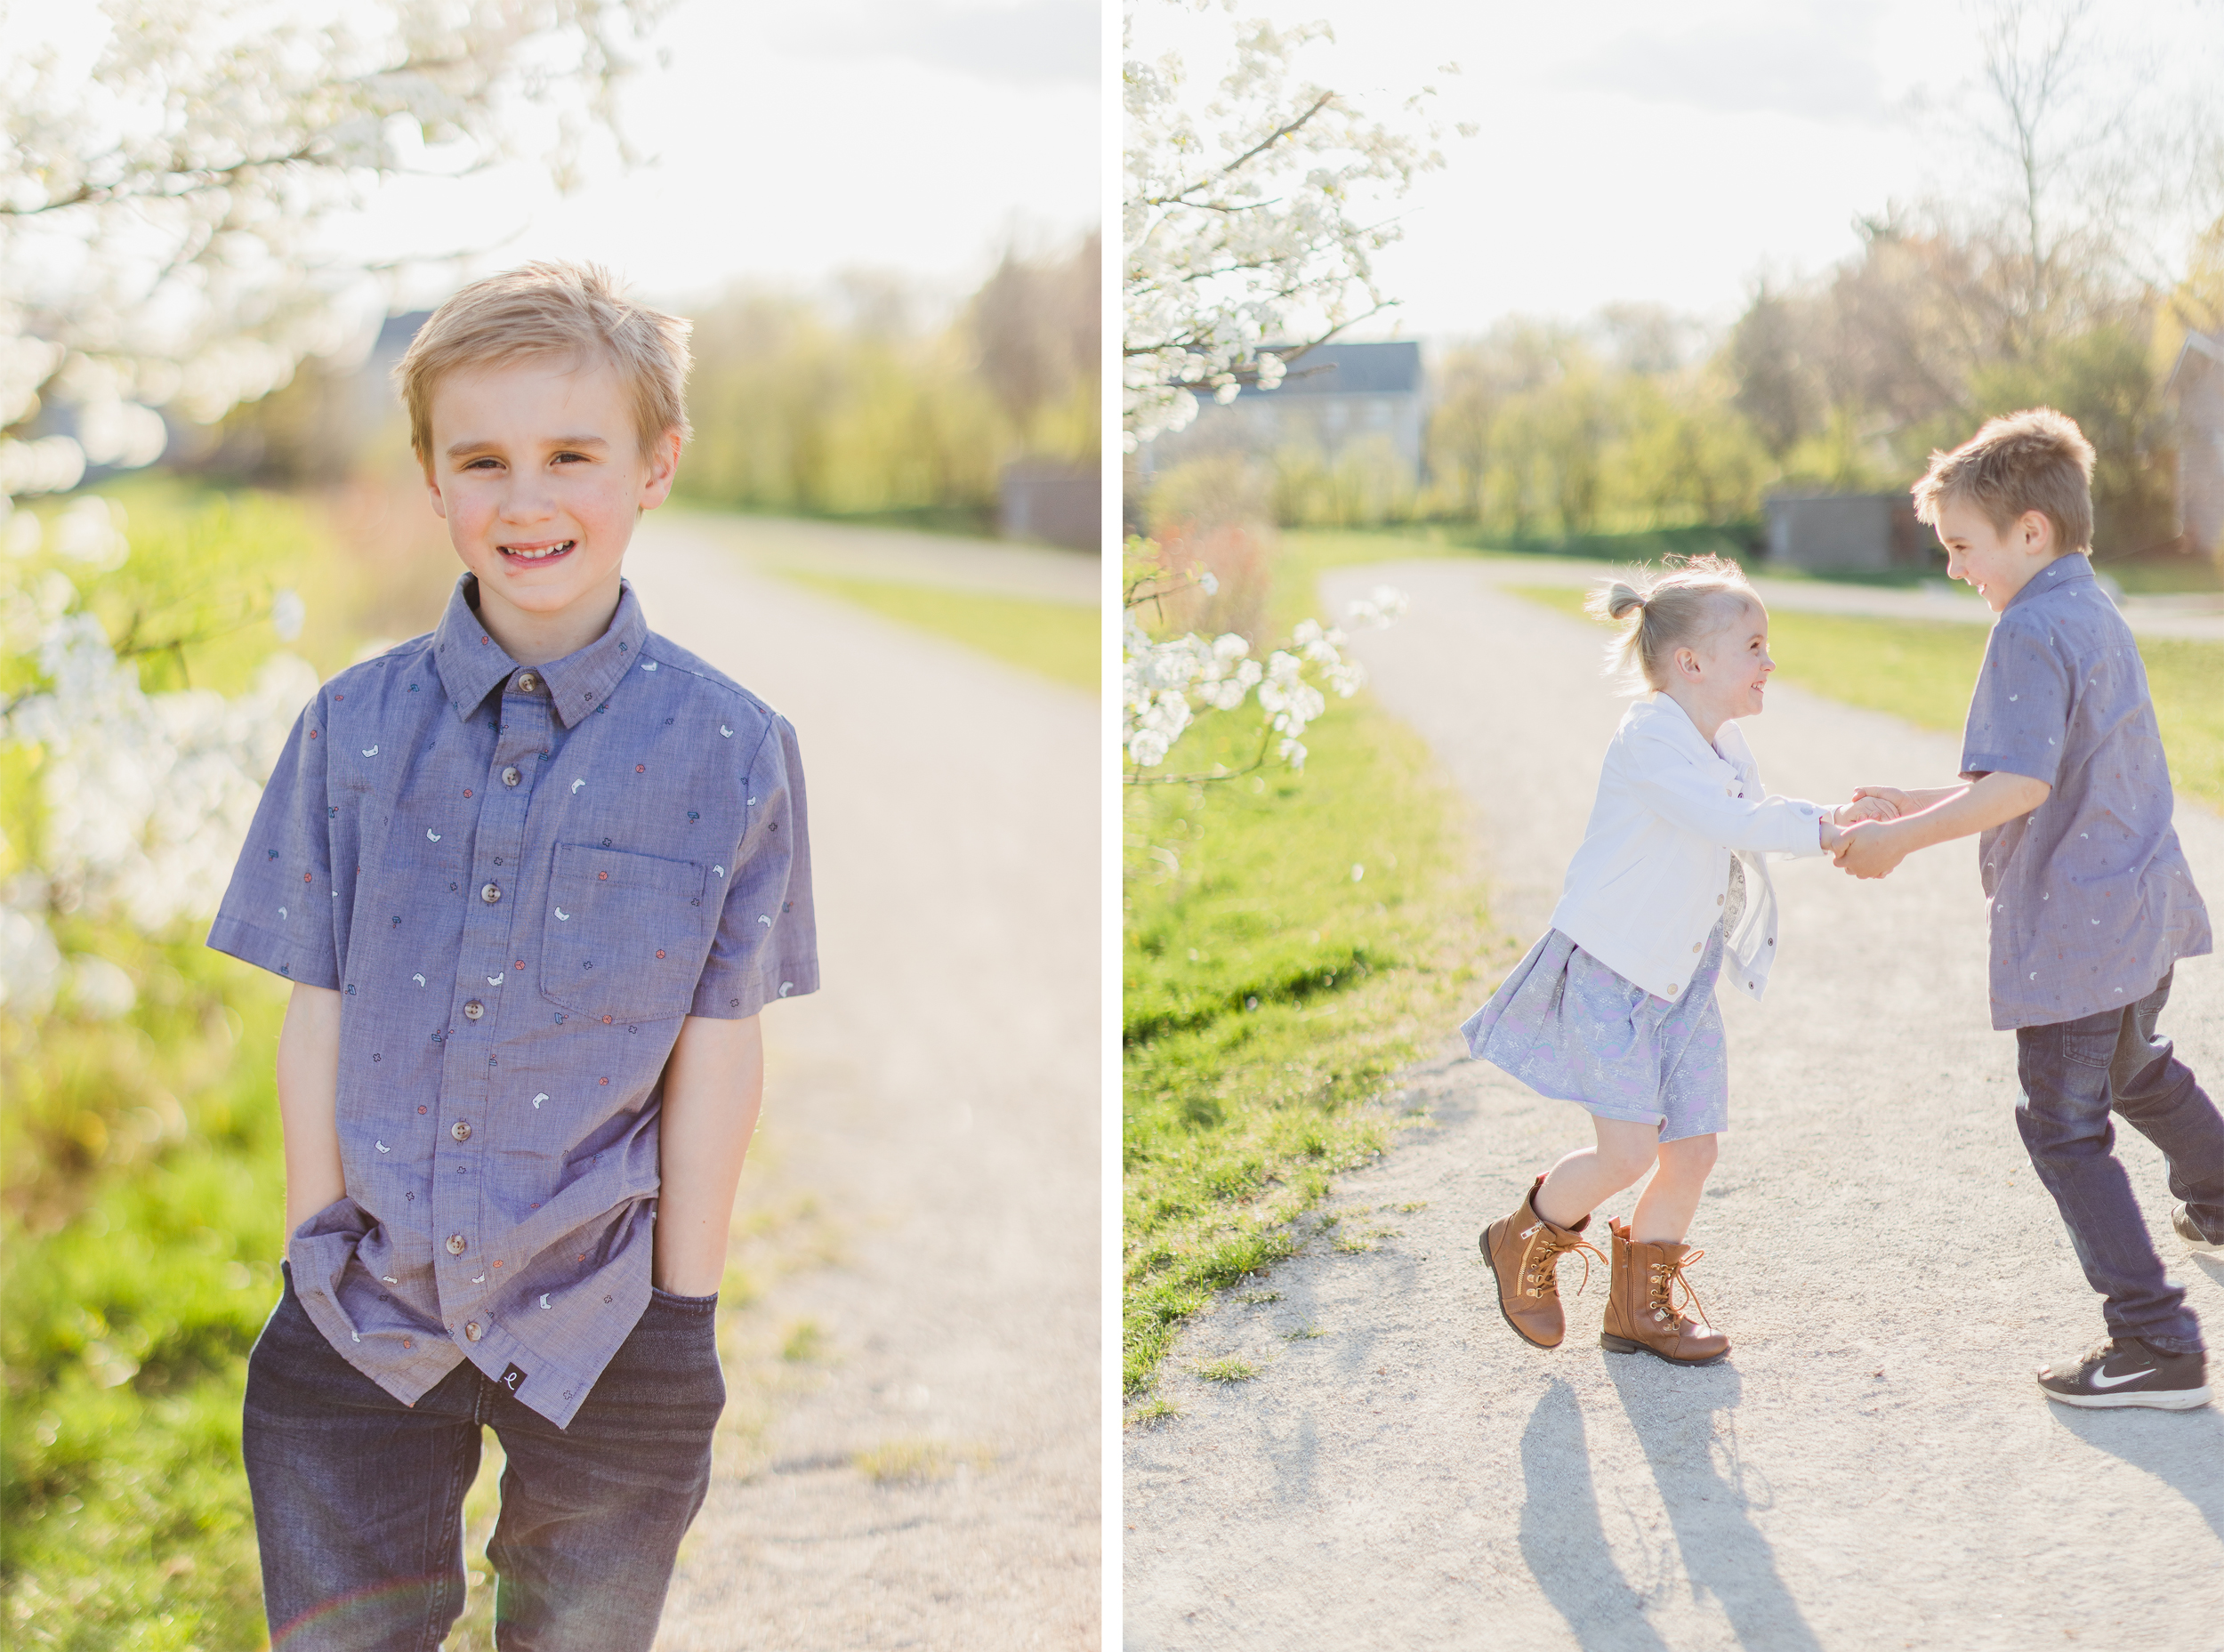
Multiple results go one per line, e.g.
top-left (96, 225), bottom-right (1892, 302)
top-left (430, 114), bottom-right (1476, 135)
top-left (1934, 496), bottom-right (2057, 613)
top-left (424, 352), bottom-right (680, 659)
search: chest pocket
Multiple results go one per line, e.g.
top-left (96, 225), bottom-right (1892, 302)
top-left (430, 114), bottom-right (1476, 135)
top-left (540, 842), bottom-right (714, 1022)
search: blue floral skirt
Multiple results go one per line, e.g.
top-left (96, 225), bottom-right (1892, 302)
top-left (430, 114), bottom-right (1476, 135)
top-left (1459, 926), bottom-right (1728, 1141)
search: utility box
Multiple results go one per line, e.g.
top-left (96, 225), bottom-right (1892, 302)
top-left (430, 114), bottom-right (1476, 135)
top-left (999, 458), bottom-right (1100, 551)
top-left (1764, 491), bottom-right (1927, 573)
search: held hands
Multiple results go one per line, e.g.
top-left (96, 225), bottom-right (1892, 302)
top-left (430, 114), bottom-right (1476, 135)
top-left (1829, 786), bottom-right (1909, 880)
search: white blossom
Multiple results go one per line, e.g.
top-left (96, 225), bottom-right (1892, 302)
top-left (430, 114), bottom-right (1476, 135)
top-left (2, 0), bottom-right (673, 504)
top-left (1124, 4), bottom-right (1465, 447)
top-left (1122, 572), bottom-right (1402, 778)
top-left (0, 555), bottom-right (316, 999)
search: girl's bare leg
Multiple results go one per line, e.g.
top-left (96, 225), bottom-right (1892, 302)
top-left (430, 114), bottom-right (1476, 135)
top-left (1629, 1132), bottom-right (1720, 1243)
top-left (1533, 1116), bottom-right (1660, 1228)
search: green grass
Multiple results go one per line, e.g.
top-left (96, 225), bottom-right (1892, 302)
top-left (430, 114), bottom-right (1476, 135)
top-left (774, 570), bottom-right (1099, 690)
top-left (2, 938), bottom-right (289, 1648)
top-left (1122, 549), bottom-right (1503, 1404)
top-left (1194, 1357), bottom-right (1260, 1383)
top-left (1505, 584), bottom-right (2224, 810)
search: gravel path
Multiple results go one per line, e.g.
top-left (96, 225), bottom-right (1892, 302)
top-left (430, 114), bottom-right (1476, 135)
top-left (621, 515), bottom-right (1100, 1649)
top-left (1124, 559), bottom-right (2224, 1651)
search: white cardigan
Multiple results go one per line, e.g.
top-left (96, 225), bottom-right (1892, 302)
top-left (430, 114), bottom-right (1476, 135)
top-left (1548, 696), bottom-right (1829, 1004)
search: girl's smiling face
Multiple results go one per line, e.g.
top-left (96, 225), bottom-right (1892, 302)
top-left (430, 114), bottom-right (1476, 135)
top-left (424, 352), bottom-right (680, 658)
top-left (1666, 596), bottom-right (1774, 737)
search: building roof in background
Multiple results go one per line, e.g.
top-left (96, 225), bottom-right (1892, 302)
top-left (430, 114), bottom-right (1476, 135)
top-left (1246, 340), bottom-right (1422, 398)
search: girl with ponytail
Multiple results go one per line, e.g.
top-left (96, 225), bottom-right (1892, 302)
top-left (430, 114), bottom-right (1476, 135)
top-left (1463, 555), bottom-right (1893, 1365)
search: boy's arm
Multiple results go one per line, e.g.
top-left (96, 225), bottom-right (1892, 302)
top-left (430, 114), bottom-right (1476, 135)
top-left (653, 1013), bottom-right (764, 1296)
top-left (1834, 772), bottom-right (2051, 879)
top-left (1849, 784), bottom-right (1968, 817)
top-left (276, 982), bottom-right (345, 1234)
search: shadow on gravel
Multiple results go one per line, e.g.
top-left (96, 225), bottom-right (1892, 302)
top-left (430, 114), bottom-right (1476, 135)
top-left (2046, 1401), bottom-right (2224, 1547)
top-left (1604, 1357), bottom-right (1822, 1652)
top-left (1519, 1379), bottom-right (1672, 1651)
top-left (1519, 1361), bottom-right (1826, 1652)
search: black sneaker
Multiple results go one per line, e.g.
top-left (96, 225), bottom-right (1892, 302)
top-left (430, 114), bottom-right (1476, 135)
top-left (2035, 1337), bottom-right (2211, 1411)
top-left (2172, 1201), bottom-right (2224, 1256)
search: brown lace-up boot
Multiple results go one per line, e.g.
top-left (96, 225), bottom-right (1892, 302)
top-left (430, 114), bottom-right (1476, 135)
top-left (1481, 1174), bottom-right (1603, 1349)
top-left (1600, 1219), bottom-right (1730, 1365)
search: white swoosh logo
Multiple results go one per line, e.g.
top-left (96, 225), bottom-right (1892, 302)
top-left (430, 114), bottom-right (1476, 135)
top-left (2089, 1364), bottom-right (2149, 1389)
top-left (486, 974), bottom-right (504, 987)
top-left (571, 778), bottom-right (585, 794)
top-left (720, 725), bottom-right (732, 737)
top-left (642, 661), bottom-right (658, 671)
top-left (541, 1293), bottom-right (552, 1308)
top-left (362, 745), bottom-right (378, 757)
top-left (757, 914), bottom-right (771, 928)
top-left (426, 829), bottom-right (440, 842)
top-left (533, 1092), bottom-right (549, 1108)
top-left (277, 906), bottom-right (286, 919)
top-left (375, 1140), bottom-right (389, 1152)
top-left (713, 866), bottom-right (724, 878)
top-left (411, 972), bottom-right (425, 986)
top-left (779, 981), bottom-right (794, 996)
top-left (554, 907), bottom-right (570, 921)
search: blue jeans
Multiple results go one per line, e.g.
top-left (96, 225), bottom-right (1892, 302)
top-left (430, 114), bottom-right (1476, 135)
top-left (2014, 969), bottom-right (2224, 1357)
top-left (244, 1264), bottom-right (724, 1650)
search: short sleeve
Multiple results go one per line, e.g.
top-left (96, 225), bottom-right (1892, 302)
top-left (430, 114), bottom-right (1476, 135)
top-left (691, 714), bottom-right (819, 1019)
top-left (1961, 616), bottom-right (2070, 786)
top-left (206, 694), bottom-right (341, 988)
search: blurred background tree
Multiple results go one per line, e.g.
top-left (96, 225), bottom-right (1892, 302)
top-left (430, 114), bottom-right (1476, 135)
top-left (1132, 0), bottom-right (2224, 576)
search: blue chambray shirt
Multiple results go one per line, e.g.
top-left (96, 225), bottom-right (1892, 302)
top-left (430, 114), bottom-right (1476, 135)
top-left (210, 576), bottom-right (818, 1426)
top-left (1960, 552), bottom-right (2211, 1030)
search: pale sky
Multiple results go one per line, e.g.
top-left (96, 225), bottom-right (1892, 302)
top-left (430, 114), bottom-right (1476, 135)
top-left (1129, 0), bottom-right (2222, 341)
top-left (329, 0), bottom-right (1100, 315)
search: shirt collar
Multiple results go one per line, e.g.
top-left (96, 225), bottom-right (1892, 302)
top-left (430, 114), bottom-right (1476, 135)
top-left (2004, 552), bottom-right (2093, 615)
top-left (430, 575), bottom-right (649, 729)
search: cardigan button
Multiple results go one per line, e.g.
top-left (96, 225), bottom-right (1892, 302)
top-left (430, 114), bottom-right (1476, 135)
top-left (1666, 983), bottom-right (1679, 995)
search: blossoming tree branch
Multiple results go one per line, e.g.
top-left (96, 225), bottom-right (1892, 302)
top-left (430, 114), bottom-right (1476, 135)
top-left (1121, 2), bottom-right (1462, 783)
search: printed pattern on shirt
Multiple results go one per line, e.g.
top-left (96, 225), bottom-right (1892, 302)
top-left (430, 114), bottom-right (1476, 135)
top-left (208, 576), bottom-right (819, 1428)
top-left (1959, 554), bottom-right (2211, 1029)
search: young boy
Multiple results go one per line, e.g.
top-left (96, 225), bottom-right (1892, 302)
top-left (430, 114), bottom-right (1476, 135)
top-left (209, 262), bottom-right (818, 1646)
top-left (1835, 407), bottom-right (2220, 1412)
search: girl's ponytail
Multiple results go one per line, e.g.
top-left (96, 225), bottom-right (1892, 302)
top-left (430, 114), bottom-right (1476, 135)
top-left (1583, 555), bottom-right (1757, 694)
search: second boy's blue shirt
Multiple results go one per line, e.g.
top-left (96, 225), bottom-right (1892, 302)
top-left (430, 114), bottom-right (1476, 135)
top-left (210, 576), bottom-right (818, 1426)
top-left (1960, 552), bottom-right (2209, 1030)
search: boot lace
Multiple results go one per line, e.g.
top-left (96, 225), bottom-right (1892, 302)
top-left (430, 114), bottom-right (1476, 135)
top-left (1645, 1248), bottom-right (1714, 1330)
top-left (1521, 1224), bottom-right (1606, 1300)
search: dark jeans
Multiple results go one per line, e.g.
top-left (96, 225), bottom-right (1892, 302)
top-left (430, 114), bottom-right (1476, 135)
top-left (244, 1264), bottom-right (724, 1651)
top-left (2014, 968), bottom-right (2224, 1357)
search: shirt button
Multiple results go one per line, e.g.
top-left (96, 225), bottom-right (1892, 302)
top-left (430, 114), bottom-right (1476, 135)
top-left (480, 882), bottom-right (502, 904)
top-left (465, 1321), bottom-right (482, 1342)
top-left (503, 766), bottom-right (521, 787)
top-left (463, 999), bottom-right (485, 1020)
top-left (447, 1234), bottom-right (468, 1255)
top-left (451, 1121), bottom-right (472, 1142)
top-left (517, 673), bottom-right (538, 693)
top-left (1666, 982), bottom-right (1679, 994)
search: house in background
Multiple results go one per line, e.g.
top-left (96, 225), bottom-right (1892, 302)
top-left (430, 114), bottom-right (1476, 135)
top-left (1141, 340), bottom-right (1426, 483)
top-left (2169, 327), bottom-right (2224, 559)
top-left (1763, 490), bottom-right (1929, 574)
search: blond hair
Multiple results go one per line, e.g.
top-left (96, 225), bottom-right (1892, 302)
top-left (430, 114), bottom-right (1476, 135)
top-left (1584, 554), bottom-right (1760, 693)
top-left (394, 262), bottom-right (693, 469)
top-left (1911, 407), bottom-right (2094, 555)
